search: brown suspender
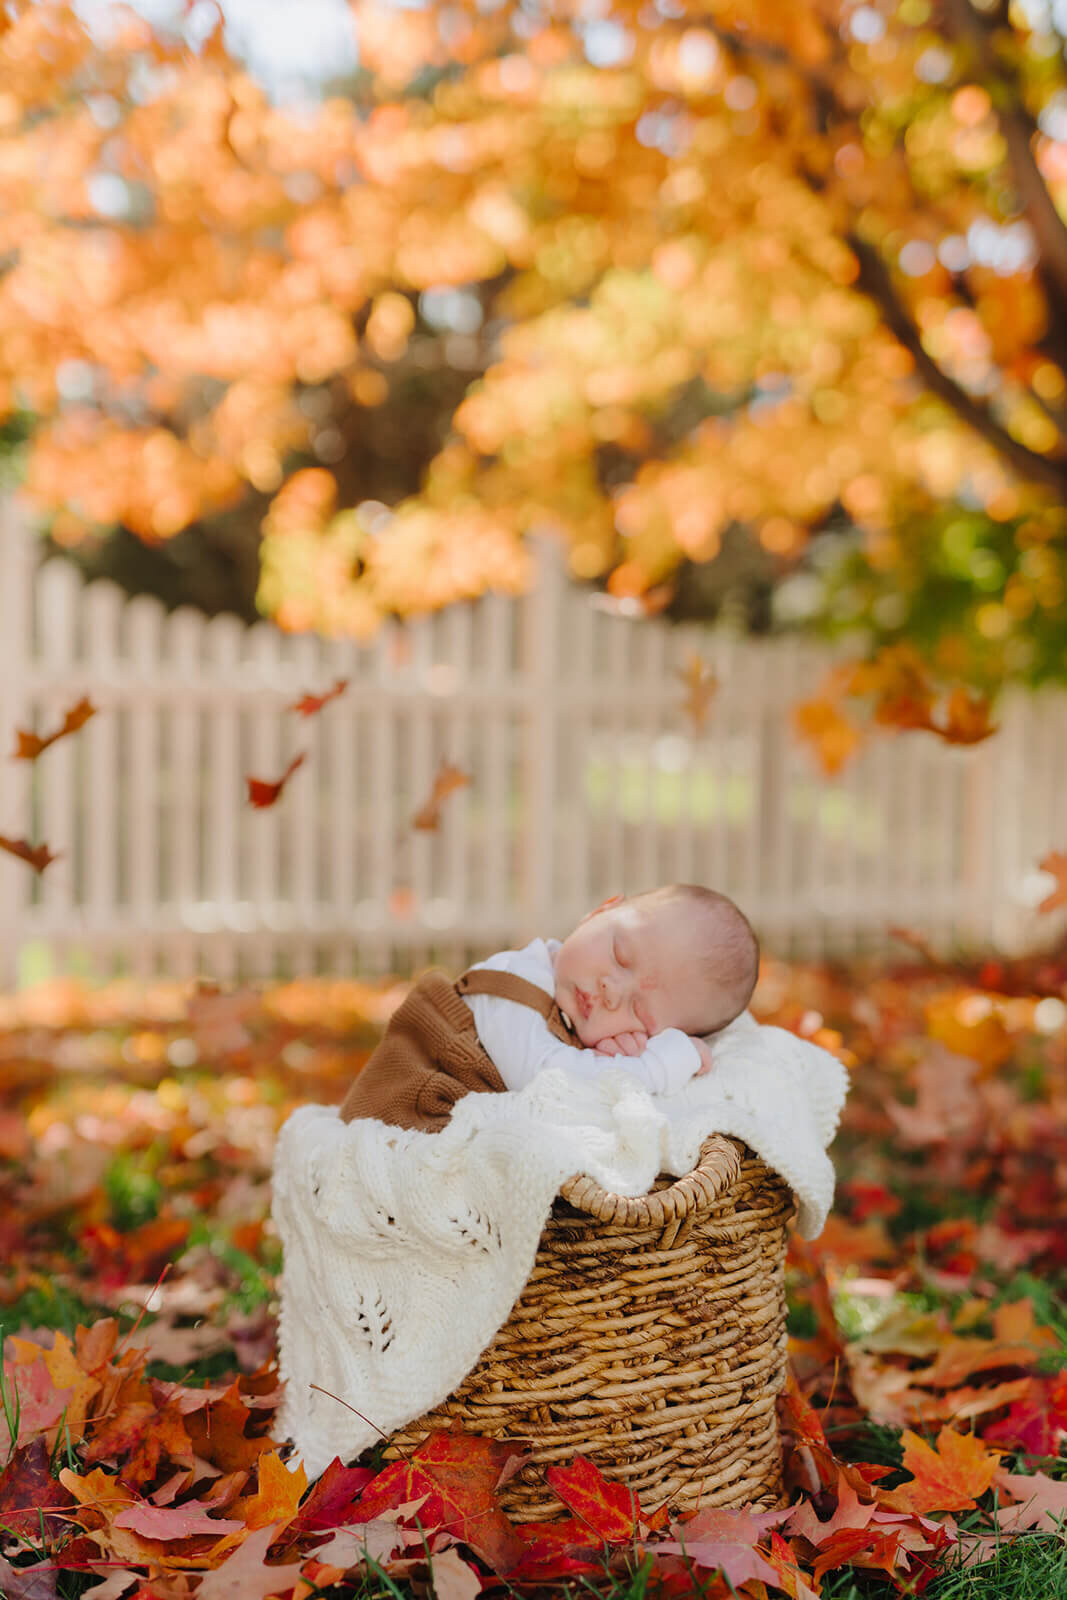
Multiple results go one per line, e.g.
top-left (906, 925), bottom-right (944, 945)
top-left (455, 967), bottom-right (577, 1046)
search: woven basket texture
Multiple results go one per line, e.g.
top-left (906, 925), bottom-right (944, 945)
top-left (385, 1135), bottom-right (795, 1520)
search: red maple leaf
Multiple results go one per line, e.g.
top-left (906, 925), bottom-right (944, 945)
top-left (354, 1431), bottom-right (524, 1574)
top-left (544, 1455), bottom-right (641, 1543)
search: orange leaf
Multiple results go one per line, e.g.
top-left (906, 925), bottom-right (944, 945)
top-left (0, 834), bottom-right (61, 873)
top-left (1037, 850), bottom-right (1067, 913)
top-left (183, 1382), bottom-right (279, 1474)
top-left (247, 753), bottom-right (306, 809)
top-left (793, 697), bottom-right (862, 775)
top-left (14, 696), bottom-right (96, 761)
top-left (237, 1450), bottom-right (308, 1530)
top-left (676, 653), bottom-right (717, 732)
top-left (288, 678), bottom-right (348, 717)
top-left (935, 687), bottom-right (998, 746)
top-left (878, 1426), bottom-right (998, 1515)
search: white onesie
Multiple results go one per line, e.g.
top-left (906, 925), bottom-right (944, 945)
top-left (461, 937), bottom-right (702, 1097)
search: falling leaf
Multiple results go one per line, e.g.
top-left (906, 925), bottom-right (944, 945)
top-left (14, 697), bottom-right (96, 761)
top-left (288, 679), bottom-right (349, 717)
top-left (411, 761), bottom-right (472, 831)
top-left (935, 687), bottom-right (998, 746)
top-left (676, 653), bottom-right (717, 732)
top-left (0, 834), bottom-right (61, 873)
top-left (793, 697), bottom-right (862, 775)
top-left (1037, 851), bottom-right (1067, 913)
top-left (246, 753), bottom-right (306, 809)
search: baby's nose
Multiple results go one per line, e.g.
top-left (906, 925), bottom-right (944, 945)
top-left (599, 976), bottom-right (620, 1006)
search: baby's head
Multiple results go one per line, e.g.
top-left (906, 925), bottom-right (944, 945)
top-left (553, 884), bottom-right (759, 1048)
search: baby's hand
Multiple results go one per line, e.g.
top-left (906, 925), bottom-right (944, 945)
top-left (594, 1030), bottom-right (650, 1057)
top-left (694, 1037), bottom-right (716, 1076)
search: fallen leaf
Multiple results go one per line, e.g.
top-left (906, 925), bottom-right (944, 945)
top-left (112, 1499), bottom-right (244, 1539)
top-left (285, 1458), bottom-right (374, 1535)
top-left (656, 1504), bottom-right (791, 1588)
top-left (786, 1468), bottom-right (875, 1544)
top-left (0, 1556), bottom-right (60, 1600)
top-left (993, 1469), bottom-right (1067, 1532)
top-left (14, 697), bottom-right (96, 760)
top-left (247, 754), bottom-right (306, 809)
top-left (427, 1544), bottom-right (482, 1600)
top-left (545, 1455), bottom-right (640, 1543)
top-left (878, 1427), bottom-right (998, 1515)
top-left (196, 1523), bottom-right (305, 1600)
top-left (78, 1570), bottom-right (140, 1600)
top-left (0, 1438), bottom-right (76, 1538)
top-left (235, 1450), bottom-right (307, 1530)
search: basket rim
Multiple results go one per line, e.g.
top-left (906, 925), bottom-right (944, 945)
top-left (557, 1134), bottom-right (745, 1225)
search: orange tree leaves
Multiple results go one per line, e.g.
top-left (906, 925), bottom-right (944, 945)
top-left (8, 0), bottom-right (1067, 726)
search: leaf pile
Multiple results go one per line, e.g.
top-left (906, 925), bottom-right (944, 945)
top-left (0, 952), bottom-right (1064, 1595)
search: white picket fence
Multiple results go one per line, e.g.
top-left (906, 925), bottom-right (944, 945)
top-left (0, 499), bottom-right (1062, 987)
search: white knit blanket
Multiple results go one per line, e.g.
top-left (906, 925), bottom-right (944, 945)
top-left (273, 1012), bottom-right (848, 1479)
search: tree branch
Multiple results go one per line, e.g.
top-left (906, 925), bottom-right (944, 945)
top-left (941, 0), bottom-right (1067, 303)
top-left (847, 230), bottom-right (1067, 493)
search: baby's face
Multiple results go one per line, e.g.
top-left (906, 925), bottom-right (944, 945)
top-left (553, 897), bottom-right (715, 1048)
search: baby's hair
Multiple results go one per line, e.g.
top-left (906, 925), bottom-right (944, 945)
top-left (634, 883), bottom-right (760, 1034)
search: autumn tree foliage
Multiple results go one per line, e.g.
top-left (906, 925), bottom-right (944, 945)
top-left (5, 2), bottom-right (1067, 703)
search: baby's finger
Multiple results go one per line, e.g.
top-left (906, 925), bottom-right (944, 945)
top-left (595, 1038), bottom-right (621, 1056)
top-left (616, 1030), bottom-right (649, 1056)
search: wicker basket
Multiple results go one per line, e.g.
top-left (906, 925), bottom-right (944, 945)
top-left (386, 1135), bottom-right (795, 1520)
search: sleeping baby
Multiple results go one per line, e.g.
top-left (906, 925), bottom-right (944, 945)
top-left (339, 884), bottom-right (760, 1129)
